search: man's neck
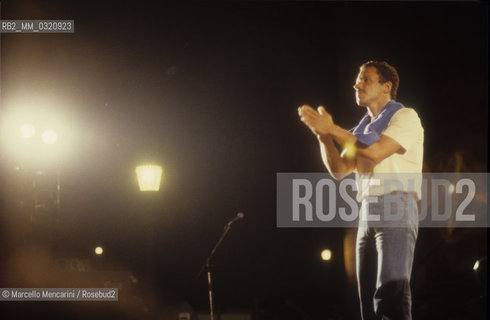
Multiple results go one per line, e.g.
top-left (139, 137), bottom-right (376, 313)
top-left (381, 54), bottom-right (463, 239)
top-left (367, 96), bottom-right (392, 119)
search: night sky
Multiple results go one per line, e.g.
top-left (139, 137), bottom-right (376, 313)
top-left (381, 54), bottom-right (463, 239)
top-left (0, 1), bottom-right (488, 319)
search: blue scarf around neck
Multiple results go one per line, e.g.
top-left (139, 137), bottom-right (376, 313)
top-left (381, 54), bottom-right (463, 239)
top-left (349, 100), bottom-right (404, 146)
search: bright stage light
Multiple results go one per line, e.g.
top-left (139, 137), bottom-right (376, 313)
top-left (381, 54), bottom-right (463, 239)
top-left (342, 141), bottom-right (357, 159)
top-left (321, 249), bottom-right (332, 261)
top-left (136, 164), bottom-right (163, 191)
top-left (20, 124), bottom-right (36, 138)
top-left (473, 259), bottom-right (480, 271)
top-left (0, 103), bottom-right (78, 166)
top-left (448, 183), bottom-right (455, 194)
top-left (95, 246), bottom-right (104, 255)
top-left (42, 129), bottom-right (58, 144)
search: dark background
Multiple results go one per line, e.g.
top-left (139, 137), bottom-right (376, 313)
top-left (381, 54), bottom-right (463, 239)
top-left (0, 1), bottom-right (487, 319)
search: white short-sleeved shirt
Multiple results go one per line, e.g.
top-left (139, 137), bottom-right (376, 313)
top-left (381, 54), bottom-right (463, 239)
top-left (355, 107), bottom-right (424, 201)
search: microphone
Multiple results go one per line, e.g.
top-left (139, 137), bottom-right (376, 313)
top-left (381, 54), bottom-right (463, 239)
top-left (226, 212), bottom-right (245, 226)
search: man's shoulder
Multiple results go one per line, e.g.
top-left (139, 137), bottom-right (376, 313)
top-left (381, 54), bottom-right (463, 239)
top-left (385, 106), bottom-right (424, 135)
top-left (392, 106), bottom-right (421, 121)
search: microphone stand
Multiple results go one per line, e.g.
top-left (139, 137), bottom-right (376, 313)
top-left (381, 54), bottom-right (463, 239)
top-left (197, 218), bottom-right (240, 320)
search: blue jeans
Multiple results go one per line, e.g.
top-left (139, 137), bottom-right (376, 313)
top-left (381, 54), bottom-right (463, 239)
top-left (356, 192), bottom-right (419, 320)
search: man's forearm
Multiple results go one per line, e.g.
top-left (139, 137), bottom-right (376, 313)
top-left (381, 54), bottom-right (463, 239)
top-left (328, 124), bottom-right (399, 163)
top-left (329, 124), bottom-right (358, 148)
top-left (317, 134), bottom-right (353, 180)
top-left (298, 104), bottom-right (387, 167)
top-left (329, 124), bottom-right (378, 161)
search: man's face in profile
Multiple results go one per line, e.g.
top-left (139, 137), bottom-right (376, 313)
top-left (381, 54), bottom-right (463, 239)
top-left (353, 66), bottom-right (387, 107)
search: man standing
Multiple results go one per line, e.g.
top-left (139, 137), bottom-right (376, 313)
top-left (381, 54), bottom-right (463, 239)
top-left (298, 61), bottom-right (423, 319)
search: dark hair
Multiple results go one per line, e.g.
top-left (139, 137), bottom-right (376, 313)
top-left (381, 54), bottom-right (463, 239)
top-left (361, 61), bottom-right (399, 100)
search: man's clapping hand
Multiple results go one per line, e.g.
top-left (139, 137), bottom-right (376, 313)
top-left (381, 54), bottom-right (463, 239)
top-left (298, 104), bottom-right (335, 137)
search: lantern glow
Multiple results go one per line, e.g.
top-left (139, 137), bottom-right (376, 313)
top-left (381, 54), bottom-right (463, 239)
top-left (136, 164), bottom-right (163, 191)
